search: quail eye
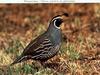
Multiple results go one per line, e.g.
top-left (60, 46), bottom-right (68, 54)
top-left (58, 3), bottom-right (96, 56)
top-left (54, 19), bottom-right (63, 27)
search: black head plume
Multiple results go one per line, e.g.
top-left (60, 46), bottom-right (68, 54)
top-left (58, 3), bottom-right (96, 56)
top-left (52, 13), bottom-right (69, 19)
top-left (62, 13), bottom-right (69, 17)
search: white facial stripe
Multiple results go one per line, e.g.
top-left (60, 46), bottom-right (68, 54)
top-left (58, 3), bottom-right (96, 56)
top-left (52, 17), bottom-right (61, 21)
top-left (54, 20), bottom-right (60, 29)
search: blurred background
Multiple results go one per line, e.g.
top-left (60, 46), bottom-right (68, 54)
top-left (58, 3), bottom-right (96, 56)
top-left (0, 4), bottom-right (100, 75)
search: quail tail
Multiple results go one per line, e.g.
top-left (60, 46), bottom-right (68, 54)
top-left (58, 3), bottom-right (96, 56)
top-left (10, 55), bottom-right (25, 66)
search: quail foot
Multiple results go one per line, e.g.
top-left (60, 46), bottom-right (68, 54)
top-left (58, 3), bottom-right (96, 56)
top-left (11, 13), bottom-right (69, 66)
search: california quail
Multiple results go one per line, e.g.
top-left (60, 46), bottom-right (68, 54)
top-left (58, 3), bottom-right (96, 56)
top-left (11, 13), bottom-right (69, 65)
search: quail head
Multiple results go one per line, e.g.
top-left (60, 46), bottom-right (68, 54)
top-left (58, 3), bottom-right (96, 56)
top-left (11, 13), bottom-right (69, 66)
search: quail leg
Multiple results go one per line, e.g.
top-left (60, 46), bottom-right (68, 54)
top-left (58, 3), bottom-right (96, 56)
top-left (40, 61), bottom-right (47, 68)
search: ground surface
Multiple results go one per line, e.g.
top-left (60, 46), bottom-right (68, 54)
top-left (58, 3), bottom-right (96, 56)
top-left (0, 4), bottom-right (100, 75)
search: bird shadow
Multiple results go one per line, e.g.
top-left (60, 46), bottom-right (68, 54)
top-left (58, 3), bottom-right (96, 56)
top-left (42, 62), bottom-right (70, 74)
top-left (32, 62), bottom-right (60, 71)
top-left (43, 62), bottom-right (60, 69)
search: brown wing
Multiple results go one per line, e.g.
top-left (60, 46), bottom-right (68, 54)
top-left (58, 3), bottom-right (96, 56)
top-left (22, 33), bottom-right (53, 56)
top-left (31, 44), bottom-right (60, 60)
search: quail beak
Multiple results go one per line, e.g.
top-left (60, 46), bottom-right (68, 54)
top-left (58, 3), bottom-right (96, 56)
top-left (59, 13), bottom-right (69, 29)
top-left (61, 13), bottom-right (69, 22)
top-left (57, 13), bottom-right (69, 23)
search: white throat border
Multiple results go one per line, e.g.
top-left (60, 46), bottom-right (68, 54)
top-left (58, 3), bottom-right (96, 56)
top-left (52, 17), bottom-right (61, 29)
